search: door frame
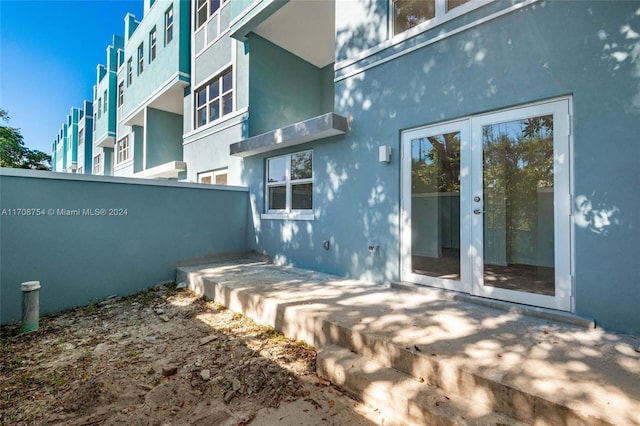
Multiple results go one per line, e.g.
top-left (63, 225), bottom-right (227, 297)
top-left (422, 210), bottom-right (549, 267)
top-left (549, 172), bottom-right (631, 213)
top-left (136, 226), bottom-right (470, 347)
top-left (400, 97), bottom-right (574, 311)
top-left (400, 119), bottom-right (472, 293)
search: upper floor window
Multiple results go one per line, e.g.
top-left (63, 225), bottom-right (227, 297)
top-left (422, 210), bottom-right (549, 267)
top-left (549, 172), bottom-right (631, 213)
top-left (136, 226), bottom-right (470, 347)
top-left (93, 113), bottom-right (96, 131)
top-left (149, 27), bottom-right (157, 62)
top-left (97, 98), bottom-right (102, 119)
top-left (165, 5), bottom-right (174, 44)
top-left (266, 150), bottom-right (313, 213)
top-left (118, 82), bottom-right (124, 107)
top-left (127, 58), bottom-right (133, 85)
top-left (78, 129), bottom-right (84, 146)
top-left (103, 90), bottom-right (108, 112)
top-left (137, 43), bottom-right (144, 75)
top-left (392, 0), bottom-right (472, 36)
top-left (196, 0), bottom-right (226, 29)
top-left (195, 68), bottom-right (233, 128)
top-left (117, 135), bottom-right (130, 163)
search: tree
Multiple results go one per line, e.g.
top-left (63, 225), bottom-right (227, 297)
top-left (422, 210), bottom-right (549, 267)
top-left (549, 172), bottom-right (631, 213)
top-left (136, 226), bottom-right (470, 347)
top-left (0, 109), bottom-right (51, 170)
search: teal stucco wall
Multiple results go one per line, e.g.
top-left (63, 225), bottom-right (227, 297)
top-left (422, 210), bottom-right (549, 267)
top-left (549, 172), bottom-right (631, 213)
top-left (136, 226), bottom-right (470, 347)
top-left (145, 107), bottom-right (183, 169)
top-left (0, 169), bottom-right (248, 324)
top-left (242, 0), bottom-right (640, 335)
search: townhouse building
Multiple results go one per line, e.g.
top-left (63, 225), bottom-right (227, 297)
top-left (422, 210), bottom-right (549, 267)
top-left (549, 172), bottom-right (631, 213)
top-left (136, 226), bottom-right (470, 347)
top-left (76, 101), bottom-right (94, 175)
top-left (49, 0), bottom-right (639, 334)
top-left (92, 35), bottom-right (124, 176)
top-left (51, 105), bottom-right (89, 173)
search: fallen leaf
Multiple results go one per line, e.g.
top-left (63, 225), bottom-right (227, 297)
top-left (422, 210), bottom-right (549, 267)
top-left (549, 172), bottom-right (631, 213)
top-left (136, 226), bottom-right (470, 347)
top-left (328, 400), bottom-right (335, 408)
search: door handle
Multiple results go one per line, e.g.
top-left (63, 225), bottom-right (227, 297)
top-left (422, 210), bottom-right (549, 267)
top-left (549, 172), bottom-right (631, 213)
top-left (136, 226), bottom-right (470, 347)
top-left (473, 209), bottom-right (484, 215)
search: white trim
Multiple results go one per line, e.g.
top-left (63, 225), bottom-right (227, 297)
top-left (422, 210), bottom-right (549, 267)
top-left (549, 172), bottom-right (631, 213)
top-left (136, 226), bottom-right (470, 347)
top-left (194, 0), bottom-right (232, 57)
top-left (335, 0), bottom-right (540, 82)
top-left (260, 212), bottom-right (315, 221)
top-left (0, 168), bottom-right (249, 192)
top-left (183, 107), bottom-right (247, 143)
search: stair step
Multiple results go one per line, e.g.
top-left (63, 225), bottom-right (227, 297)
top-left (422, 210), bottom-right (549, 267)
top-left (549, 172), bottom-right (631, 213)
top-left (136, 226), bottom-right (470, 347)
top-left (317, 345), bottom-right (526, 426)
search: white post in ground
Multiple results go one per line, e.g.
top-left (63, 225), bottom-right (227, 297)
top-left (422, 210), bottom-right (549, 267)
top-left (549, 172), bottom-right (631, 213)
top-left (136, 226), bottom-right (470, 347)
top-left (21, 281), bottom-right (41, 332)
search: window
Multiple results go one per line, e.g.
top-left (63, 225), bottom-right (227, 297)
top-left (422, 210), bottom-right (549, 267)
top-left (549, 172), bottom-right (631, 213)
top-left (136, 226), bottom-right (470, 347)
top-left (127, 58), bottom-right (133, 85)
top-left (195, 68), bottom-right (233, 128)
top-left (165, 5), bottom-right (174, 44)
top-left (196, 0), bottom-right (222, 29)
top-left (77, 166), bottom-right (83, 174)
top-left (78, 129), bottom-right (84, 145)
top-left (149, 27), bottom-right (157, 62)
top-left (118, 82), bottom-right (124, 107)
top-left (93, 113), bottom-right (96, 131)
top-left (198, 168), bottom-right (228, 184)
top-left (117, 135), bottom-right (130, 163)
top-left (266, 151), bottom-right (313, 213)
top-left (103, 90), bottom-right (108, 112)
top-left (93, 154), bottom-right (102, 174)
top-left (97, 98), bottom-right (102, 119)
top-left (392, 0), bottom-right (472, 36)
top-left (137, 43), bottom-right (144, 74)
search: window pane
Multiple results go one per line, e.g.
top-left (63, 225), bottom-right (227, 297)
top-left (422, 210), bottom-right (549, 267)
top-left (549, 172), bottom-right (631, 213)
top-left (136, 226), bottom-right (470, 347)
top-left (291, 183), bottom-right (313, 210)
top-left (222, 70), bottom-right (232, 92)
top-left (197, 88), bottom-right (207, 107)
top-left (267, 157), bottom-right (286, 182)
top-left (200, 176), bottom-right (212, 184)
top-left (446, 0), bottom-right (470, 11)
top-left (268, 186), bottom-right (287, 210)
top-left (209, 100), bottom-right (220, 122)
top-left (222, 93), bottom-right (233, 115)
top-left (291, 151), bottom-right (312, 180)
top-left (394, 0), bottom-right (435, 35)
top-left (209, 80), bottom-right (220, 99)
top-left (211, 0), bottom-right (221, 14)
top-left (198, 8), bottom-right (207, 27)
top-left (197, 107), bottom-right (207, 126)
top-left (214, 173), bottom-right (227, 185)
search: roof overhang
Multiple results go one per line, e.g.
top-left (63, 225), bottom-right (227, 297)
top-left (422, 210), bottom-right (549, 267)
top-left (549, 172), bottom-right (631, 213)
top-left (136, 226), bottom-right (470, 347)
top-left (230, 113), bottom-right (348, 158)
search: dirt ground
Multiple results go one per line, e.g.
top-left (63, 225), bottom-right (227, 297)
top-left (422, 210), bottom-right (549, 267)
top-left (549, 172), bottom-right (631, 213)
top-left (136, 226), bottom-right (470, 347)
top-left (0, 284), bottom-right (382, 425)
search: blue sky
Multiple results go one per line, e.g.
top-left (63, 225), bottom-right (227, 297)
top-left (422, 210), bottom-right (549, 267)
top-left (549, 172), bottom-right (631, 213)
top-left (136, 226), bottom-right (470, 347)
top-left (1, 0), bottom-right (144, 155)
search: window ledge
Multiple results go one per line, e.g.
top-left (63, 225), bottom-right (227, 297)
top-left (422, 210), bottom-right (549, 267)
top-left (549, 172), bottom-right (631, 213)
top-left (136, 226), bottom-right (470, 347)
top-left (261, 212), bottom-right (315, 221)
top-left (230, 113), bottom-right (349, 157)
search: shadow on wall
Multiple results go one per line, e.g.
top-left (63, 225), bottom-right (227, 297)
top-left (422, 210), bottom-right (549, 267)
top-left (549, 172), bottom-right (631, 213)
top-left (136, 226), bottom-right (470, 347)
top-left (244, 1), bottom-right (639, 287)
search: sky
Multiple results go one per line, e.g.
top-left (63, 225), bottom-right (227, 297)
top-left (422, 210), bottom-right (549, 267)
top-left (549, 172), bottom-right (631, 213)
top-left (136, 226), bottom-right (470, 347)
top-left (1, 0), bottom-right (144, 155)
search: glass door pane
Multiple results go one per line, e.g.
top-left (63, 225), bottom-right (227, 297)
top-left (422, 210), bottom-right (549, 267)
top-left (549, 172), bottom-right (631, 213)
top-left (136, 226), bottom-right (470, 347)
top-left (410, 132), bottom-right (461, 280)
top-left (481, 115), bottom-right (555, 295)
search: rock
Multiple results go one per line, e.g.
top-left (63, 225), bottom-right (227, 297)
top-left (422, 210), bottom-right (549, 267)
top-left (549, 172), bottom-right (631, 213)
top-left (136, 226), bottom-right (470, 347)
top-left (224, 390), bottom-right (235, 404)
top-left (155, 309), bottom-right (165, 315)
top-left (200, 369), bottom-right (210, 381)
top-left (162, 365), bottom-right (178, 377)
top-left (159, 315), bottom-right (170, 322)
top-left (94, 343), bottom-right (108, 355)
top-left (232, 378), bottom-right (242, 392)
top-left (199, 335), bottom-right (218, 346)
top-left (147, 366), bottom-right (156, 375)
top-left (176, 282), bottom-right (187, 289)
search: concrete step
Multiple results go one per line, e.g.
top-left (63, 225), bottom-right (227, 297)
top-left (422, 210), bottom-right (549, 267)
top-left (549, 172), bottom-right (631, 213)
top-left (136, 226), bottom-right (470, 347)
top-left (177, 261), bottom-right (638, 426)
top-left (317, 344), bottom-right (527, 426)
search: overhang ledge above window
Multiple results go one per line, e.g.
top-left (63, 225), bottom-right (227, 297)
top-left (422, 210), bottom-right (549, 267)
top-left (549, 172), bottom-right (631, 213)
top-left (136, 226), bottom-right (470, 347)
top-left (230, 113), bottom-right (349, 158)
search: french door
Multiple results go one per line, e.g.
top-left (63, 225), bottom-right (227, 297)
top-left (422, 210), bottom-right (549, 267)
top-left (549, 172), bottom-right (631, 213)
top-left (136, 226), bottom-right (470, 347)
top-left (401, 98), bottom-right (572, 311)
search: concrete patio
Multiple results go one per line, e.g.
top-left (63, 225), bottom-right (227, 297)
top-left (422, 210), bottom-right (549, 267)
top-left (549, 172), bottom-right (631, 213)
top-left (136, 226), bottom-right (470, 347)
top-left (177, 259), bottom-right (640, 425)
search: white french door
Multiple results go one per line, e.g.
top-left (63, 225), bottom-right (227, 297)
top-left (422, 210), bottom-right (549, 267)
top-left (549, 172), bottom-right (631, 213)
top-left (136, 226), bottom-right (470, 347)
top-left (401, 98), bottom-right (572, 311)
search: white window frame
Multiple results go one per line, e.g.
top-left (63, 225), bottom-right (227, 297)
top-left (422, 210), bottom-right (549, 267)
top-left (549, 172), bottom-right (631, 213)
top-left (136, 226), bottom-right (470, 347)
top-left (390, 0), bottom-right (490, 38)
top-left (263, 150), bottom-right (314, 220)
top-left (198, 168), bottom-right (228, 185)
top-left (137, 43), bottom-right (144, 75)
top-left (118, 81), bottom-right (124, 107)
top-left (93, 154), bottom-right (102, 174)
top-left (196, 0), bottom-right (227, 30)
top-left (165, 5), bottom-right (174, 45)
top-left (127, 58), bottom-right (133, 85)
top-left (103, 90), bottom-right (108, 113)
top-left (78, 129), bottom-right (84, 146)
top-left (149, 27), bottom-right (157, 62)
top-left (116, 135), bottom-right (130, 164)
top-left (97, 98), bottom-right (102, 119)
top-left (195, 68), bottom-right (233, 129)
